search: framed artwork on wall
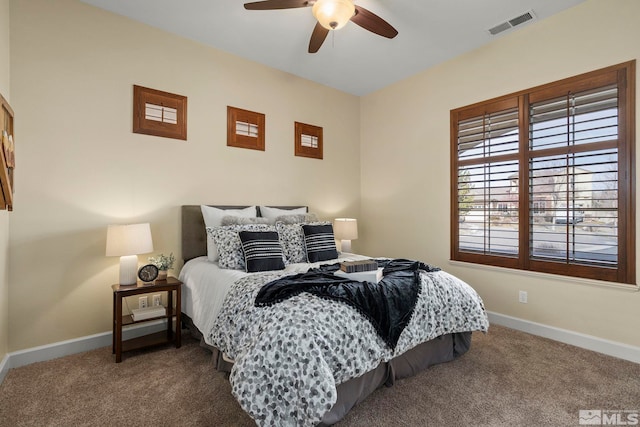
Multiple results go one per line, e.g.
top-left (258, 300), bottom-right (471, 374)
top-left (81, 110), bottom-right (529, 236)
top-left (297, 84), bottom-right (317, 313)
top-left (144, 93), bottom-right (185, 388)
top-left (295, 121), bottom-right (323, 159)
top-left (133, 85), bottom-right (187, 140)
top-left (0, 92), bottom-right (14, 211)
top-left (227, 106), bottom-right (265, 151)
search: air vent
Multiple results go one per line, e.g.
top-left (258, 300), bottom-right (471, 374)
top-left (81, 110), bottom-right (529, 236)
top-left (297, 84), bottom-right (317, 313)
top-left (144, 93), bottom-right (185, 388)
top-left (488, 22), bottom-right (511, 35)
top-left (488, 10), bottom-right (536, 35)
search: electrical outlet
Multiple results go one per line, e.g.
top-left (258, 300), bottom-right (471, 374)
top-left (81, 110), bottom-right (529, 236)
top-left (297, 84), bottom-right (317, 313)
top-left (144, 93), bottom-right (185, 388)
top-left (152, 294), bottom-right (162, 307)
top-left (519, 290), bottom-right (528, 304)
top-left (139, 296), bottom-right (148, 309)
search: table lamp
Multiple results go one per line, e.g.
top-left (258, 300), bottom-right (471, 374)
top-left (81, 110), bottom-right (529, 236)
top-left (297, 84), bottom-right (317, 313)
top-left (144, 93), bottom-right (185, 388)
top-left (334, 218), bottom-right (358, 253)
top-left (106, 223), bottom-right (154, 285)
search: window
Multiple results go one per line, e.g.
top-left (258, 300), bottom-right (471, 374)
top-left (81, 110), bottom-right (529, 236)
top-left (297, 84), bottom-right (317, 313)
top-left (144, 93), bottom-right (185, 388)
top-left (532, 201), bottom-right (545, 214)
top-left (451, 61), bottom-right (635, 284)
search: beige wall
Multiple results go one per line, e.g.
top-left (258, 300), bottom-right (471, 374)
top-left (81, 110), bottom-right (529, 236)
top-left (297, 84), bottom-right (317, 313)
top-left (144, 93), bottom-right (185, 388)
top-left (360, 0), bottom-right (640, 347)
top-left (0, 0), bottom-right (9, 359)
top-left (6, 0), bottom-right (639, 354)
top-left (8, 0), bottom-right (360, 351)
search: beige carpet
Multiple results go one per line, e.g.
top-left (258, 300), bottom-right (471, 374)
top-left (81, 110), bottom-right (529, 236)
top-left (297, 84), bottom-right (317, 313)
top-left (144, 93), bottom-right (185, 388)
top-left (0, 325), bottom-right (638, 426)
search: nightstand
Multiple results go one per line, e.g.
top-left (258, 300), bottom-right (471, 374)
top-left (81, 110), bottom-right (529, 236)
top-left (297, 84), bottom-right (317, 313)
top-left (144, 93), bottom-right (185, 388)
top-left (112, 277), bottom-right (182, 363)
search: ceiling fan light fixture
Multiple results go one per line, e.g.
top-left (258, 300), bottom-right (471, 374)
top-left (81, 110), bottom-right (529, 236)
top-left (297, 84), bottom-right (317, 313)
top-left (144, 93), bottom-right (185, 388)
top-left (312, 0), bottom-right (355, 31)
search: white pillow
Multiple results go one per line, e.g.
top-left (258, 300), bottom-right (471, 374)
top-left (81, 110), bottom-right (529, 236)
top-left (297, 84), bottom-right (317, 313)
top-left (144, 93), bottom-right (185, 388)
top-left (259, 206), bottom-right (307, 220)
top-left (201, 205), bottom-right (257, 262)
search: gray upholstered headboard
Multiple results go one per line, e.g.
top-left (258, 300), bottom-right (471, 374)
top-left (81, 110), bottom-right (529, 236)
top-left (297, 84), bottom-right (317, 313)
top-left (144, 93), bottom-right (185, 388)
top-left (181, 205), bottom-right (308, 262)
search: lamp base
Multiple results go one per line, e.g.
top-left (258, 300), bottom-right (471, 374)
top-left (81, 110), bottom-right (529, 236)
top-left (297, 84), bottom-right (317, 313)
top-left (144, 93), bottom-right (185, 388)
top-left (119, 255), bottom-right (139, 285)
top-left (340, 240), bottom-right (352, 253)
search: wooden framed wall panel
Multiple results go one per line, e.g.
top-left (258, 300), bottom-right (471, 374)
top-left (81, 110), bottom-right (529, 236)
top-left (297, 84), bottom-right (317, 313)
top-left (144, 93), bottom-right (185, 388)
top-left (133, 85), bottom-right (187, 140)
top-left (295, 122), bottom-right (323, 159)
top-left (227, 106), bottom-right (265, 151)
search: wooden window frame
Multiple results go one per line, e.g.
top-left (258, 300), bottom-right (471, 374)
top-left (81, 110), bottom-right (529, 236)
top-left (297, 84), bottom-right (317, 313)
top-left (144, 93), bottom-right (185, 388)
top-left (227, 106), bottom-right (265, 151)
top-left (294, 122), bottom-right (323, 159)
top-left (133, 85), bottom-right (187, 140)
top-left (450, 61), bottom-right (636, 284)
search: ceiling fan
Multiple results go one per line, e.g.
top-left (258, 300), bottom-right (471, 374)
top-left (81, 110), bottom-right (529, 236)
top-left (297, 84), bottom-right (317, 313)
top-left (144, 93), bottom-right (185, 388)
top-left (244, 0), bottom-right (398, 53)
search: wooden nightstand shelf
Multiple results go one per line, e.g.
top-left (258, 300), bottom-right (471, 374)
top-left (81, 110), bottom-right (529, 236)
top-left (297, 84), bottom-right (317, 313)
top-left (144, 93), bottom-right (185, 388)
top-left (112, 277), bottom-right (182, 363)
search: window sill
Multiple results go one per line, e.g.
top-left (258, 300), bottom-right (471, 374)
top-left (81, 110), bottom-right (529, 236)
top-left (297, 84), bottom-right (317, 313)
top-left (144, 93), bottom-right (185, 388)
top-left (448, 260), bottom-right (640, 292)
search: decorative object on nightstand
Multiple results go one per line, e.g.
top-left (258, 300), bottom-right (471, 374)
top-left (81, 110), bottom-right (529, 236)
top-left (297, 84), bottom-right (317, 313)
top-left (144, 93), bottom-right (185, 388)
top-left (138, 264), bottom-right (159, 283)
top-left (106, 223), bottom-right (154, 286)
top-left (131, 305), bottom-right (166, 321)
top-left (148, 252), bottom-right (175, 281)
top-left (333, 218), bottom-right (358, 253)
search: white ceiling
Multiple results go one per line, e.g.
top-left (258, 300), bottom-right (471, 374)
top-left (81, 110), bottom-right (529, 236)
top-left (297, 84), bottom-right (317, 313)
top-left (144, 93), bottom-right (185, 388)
top-left (80, 0), bottom-right (585, 96)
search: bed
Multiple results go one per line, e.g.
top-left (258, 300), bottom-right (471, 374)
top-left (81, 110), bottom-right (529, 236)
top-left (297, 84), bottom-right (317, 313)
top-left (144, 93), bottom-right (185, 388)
top-left (179, 205), bottom-right (489, 426)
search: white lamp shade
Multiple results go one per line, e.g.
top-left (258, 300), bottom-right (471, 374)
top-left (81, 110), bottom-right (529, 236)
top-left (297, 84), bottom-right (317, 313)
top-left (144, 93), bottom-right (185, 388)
top-left (106, 223), bottom-right (154, 286)
top-left (106, 223), bottom-right (154, 256)
top-left (312, 0), bottom-right (355, 30)
top-left (334, 218), bottom-right (358, 240)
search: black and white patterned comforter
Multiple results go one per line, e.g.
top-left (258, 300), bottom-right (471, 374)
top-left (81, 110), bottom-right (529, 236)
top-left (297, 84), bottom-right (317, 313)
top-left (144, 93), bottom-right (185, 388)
top-left (209, 263), bottom-right (489, 426)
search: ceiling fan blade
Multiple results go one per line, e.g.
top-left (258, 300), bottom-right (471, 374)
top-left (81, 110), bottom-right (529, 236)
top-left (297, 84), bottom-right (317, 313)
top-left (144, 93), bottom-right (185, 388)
top-left (351, 5), bottom-right (398, 39)
top-left (244, 0), bottom-right (311, 10)
top-left (308, 22), bottom-right (329, 53)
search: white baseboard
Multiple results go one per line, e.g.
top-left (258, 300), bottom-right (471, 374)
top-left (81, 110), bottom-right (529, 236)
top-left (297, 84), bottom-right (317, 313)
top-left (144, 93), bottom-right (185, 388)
top-left (6, 320), bottom-right (168, 371)
top-left (488, 311), bottom-right (640, 364)
top-left (0, 353), bottom-right (9, 384)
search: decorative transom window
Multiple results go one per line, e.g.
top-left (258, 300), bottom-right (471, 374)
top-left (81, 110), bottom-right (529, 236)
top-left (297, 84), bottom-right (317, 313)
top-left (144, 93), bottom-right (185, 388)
top-left (450, 61), bottom-right (635, 284)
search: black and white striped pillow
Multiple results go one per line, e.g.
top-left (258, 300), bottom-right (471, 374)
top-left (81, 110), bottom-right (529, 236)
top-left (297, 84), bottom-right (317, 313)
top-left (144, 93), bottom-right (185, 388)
top-left (238, 231), bottom-right (285, 272)
top-left (302, 224), bottom-right (339, 263)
